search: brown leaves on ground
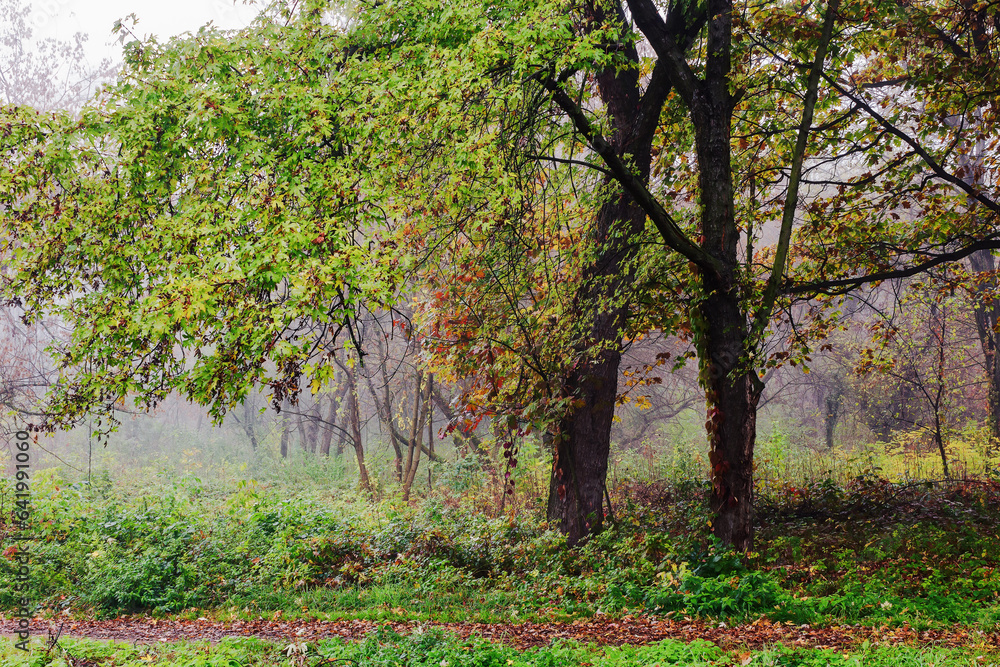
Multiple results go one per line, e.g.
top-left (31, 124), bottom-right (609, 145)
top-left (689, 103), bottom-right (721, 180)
top-left (2, 615), bottom-right (998, 652)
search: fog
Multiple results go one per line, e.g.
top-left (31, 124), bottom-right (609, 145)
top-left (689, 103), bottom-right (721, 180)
top-left (3, 0), bottom-right (996, 491)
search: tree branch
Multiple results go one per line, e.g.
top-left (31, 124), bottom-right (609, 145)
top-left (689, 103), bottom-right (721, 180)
top-left (751, 0), bottom-right (840, 339)
top-left (826, 73), bottom-right (1000, 217)
top-left (627, 0), bottom-right (701, 106)
top-left (540, 77), bottom-right (723, 276)
top-left (786, 237), bottom-right (1000, 295)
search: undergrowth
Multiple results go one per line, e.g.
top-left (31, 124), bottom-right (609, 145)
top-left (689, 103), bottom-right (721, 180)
top-left (2, 466), bottom-right (1000, 630)
top-left (3, 631), bottom-right (997, 667)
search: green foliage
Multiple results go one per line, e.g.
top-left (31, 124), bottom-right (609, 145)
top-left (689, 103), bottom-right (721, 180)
top-left (2, 634), bottom-right (994, 667)
top-left (4, 465), bottom-right (1000, 632)
top-left (0, 3), bottom-right (407, 428)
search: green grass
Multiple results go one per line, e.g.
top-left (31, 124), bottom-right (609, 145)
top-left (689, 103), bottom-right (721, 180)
top-left (3, 632), bottom-right (998, 667)
top-left (5, 461), bottom-right (1000, 631)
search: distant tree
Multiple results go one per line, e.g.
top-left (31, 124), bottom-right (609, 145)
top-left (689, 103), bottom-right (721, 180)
top-left (0, 0), bottom-right (113, 109)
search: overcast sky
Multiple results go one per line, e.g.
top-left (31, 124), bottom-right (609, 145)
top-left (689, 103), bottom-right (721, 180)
top-left (32, 0), bottom-right (261, 67)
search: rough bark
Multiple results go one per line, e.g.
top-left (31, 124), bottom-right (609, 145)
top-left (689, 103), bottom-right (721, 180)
top-left (694, 87), bottom-right (762, 550)
top-left (547, 345), bottom-right (623, 544)
top-left (968, 247), bottom-right (1000, 443)
top-left (544, 0), bottom-right (658, 546)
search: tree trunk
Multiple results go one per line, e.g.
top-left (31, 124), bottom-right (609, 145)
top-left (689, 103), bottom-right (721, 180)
top-left (968, 249), bottom-right (1000, 442)
top-left (319, 393), bottom-right (336, 457)
top-left (542, 1), bottom-right (658, 547)
top-left (700, 271), bottom-right (760, 551)
top-left (371, 362), bottom-right (405, 481)
top-left (824, 391), bottom-right (841, 450)
top-left (319, 383), bottom-right (350, 457)
top-left (689, 8), bottom-right (760, 551)
top-left (427, 375), bottom-right (435, 490)
top-left (345, 363), bottom-right (373, 494)
top-left (279, 399), bottom-right (290, 459)
top-left (547, 346), bottom-right (622, 545)
top-left (296, 413), bottom-right (310, 452)
top-left (242, 400), bottom-right (259, 451)
top-left (308, 401), bottom-right (322, 453)
top-left (402, 371), bottom-right (430, 501)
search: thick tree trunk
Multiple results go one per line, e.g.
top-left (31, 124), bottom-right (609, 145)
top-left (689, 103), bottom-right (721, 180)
top-left (547, 345), bottom-right (621, 545)
top-left (543, 1), bottom-right (657, 547)
top-left (968, 249), bottom-right (1000, 442)
top-left (689, 18), bottom-right (760, 550)
top-left (700, 270), bottom-right (760, 551)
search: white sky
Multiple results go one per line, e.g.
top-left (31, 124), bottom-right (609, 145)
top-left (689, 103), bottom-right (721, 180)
top-left (31, 0), bottom-right (262, 67)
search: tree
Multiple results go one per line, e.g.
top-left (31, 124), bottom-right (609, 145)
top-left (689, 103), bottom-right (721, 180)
top-left (853, 280), bottom-right (985, 474)
top-left (0, 0), bottom-right (113, 109)
top-left (5, 0), bottom-right (1000, 552)
top-left (366, 0), bottom-right (1000, 547)
top-left (362, 0), bottom-right (842, 547)
top-left (1, 7), bottom-right (400, 433)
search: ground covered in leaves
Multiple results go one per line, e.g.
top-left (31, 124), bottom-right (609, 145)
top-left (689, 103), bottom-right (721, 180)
top-left (4, 613), bottom-right (999, 651)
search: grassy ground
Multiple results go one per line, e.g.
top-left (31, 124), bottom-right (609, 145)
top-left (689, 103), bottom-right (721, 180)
top-left (2, 429), bottom-right (1000, 665)
top-left (3, 461), bottom-right (1000, 630)
top-left (3, 632), bottom-right (998, 667)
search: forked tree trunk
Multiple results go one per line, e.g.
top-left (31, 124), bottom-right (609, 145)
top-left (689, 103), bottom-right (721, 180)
top-left (373, 362), bottom-right (405, 481)
top-left (402, 371), bottom-right (430, 501)
top-left (319, 381), bottom-right (350, 457)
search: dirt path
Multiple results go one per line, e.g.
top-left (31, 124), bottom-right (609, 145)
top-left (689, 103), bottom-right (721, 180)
top-left (3, 615), bottom-right (998, 652)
